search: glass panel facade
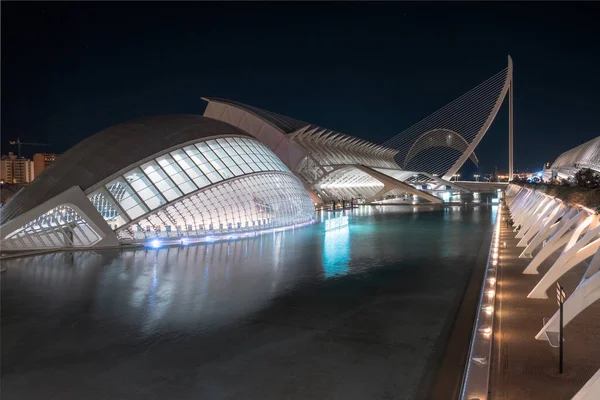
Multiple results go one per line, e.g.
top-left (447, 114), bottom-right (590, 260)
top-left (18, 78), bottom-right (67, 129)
top-left (88, 188), bottom-right (129, 230)
top-left (124, 167), bottom-right (167, 210)
top-left (117, 172), bottom-right (315, 241)
top-left (140, 161), bottom-right (182, 202)
top-left (171, 148), bottom-right (212, 189)
top-left (106, 178), bottom-right (149, 220)
top-left (155, 154), bottom-right (197, 194)
top-left (87, 136), bottom-right (311, 240)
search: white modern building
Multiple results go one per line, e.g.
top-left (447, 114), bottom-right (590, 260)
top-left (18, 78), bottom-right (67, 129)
top-left (0, 107), bottom-right (446, 250)
top-left (0, 116), bottom-right (316, 250)
top-left (203, 97), bottom-right (445, 204)
top-left (544, 136), bottom-right (600, 180)
top-left (0, 58), bottom-right (515, 250)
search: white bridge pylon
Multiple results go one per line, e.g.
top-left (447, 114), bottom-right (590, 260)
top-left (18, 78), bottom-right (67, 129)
top-left (384, 56), bottom-right (514, 181)
top-left (506, 184), bottom-right (600, 400)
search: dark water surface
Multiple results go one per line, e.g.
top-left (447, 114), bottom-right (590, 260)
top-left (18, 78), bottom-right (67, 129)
top-left (1, 205), bottom-right (495, 400)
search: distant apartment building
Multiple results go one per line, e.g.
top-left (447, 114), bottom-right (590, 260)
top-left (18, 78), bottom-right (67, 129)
top-left (0, 153), bottom-right (35, 184)
top-left (33, 153), bottom-right (60, 177)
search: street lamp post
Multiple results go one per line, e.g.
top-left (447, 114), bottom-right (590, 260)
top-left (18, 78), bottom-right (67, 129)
top-left (556, 282), bottom-right (566, 374)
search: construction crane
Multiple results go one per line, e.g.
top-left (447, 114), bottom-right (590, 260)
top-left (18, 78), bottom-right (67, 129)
top-left (8, 138), bottom-right (49, 158)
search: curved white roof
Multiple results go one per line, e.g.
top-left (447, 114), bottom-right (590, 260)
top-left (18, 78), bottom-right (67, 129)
top-left (550, 136), bottom-right (600, 177)
top-left (0, 115), bottom-right (252, 225)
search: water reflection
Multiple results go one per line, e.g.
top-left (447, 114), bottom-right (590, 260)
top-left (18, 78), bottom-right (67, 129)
top-left (2, 206), bottom-right (497, 331)
top-left (323, 226), bottom-right (350, 278)
top-left (2, 205), bottom-right (499, 399)
top-left (3, 237), bottom-right (310, 337)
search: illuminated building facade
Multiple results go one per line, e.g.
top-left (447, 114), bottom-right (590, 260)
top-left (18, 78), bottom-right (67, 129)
top-left (0, 116), bottom-right (315, 250)
top-left (33, 153), bottom-right (60, 177)
top-left (1, 58), bottom-right (515, 250)
top-left (203, 58), bottom-right (514, 203)
top-left (203, 98), bottom-right (445, 204)
top-left (544, 136), bottom-right (600, 180)
top-left (0, 153), bottom-right (35, 184)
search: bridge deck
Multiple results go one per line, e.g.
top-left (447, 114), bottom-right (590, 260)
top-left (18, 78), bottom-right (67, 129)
top-left (454, 181), bottom-right (508, 193)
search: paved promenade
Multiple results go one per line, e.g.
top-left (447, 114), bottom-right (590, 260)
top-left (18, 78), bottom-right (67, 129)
top-left (489, 205), bottom-right (600, 400)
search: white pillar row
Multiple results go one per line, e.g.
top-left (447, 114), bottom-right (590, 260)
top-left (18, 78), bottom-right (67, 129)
top-left (509, 193), bottom-right (532, 230)
top-left (518, 202), bottom-right (565, 250)
top-left (516, 198), bottom-right (556, 244)
top-left (535, 247), bottom-right (600, 337)
top-left (505, 184), bottom-right (522, 199)
top-left (513, 192), bottom-right (545, 230)
top-left (564, 215), bottom-right (598, 253)
top-left (508, 188), bottom-right (529, 216)
top-left (505, 185), bottom-right (600, 400)
top-left (505, 186), bottom-right (522, 207)
top-left (522, 210), bottom-right (590, 275)
top-left (520, 206), bottom-right (573, 259)
top-left (528, 232), bottom-right (600, 299)
top-left (516, 197), bottom-right (551, 240)
top-left (506, 187), bottom-right (528, 215)
top-left (511, 188), bottom-right (533, 216)
top-left (510, 190), bottom-right (536, 225)
top-left (520, 199), bottom-right (562, 244)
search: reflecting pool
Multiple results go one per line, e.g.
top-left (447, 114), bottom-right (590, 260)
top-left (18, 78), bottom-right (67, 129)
top-left (1, 205), bottom-right (495, 400)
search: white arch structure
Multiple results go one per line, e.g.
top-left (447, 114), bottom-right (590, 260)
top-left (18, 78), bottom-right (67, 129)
top-left (384, 56), bottom-right (514, 180)
top-left (506, 184), bottom-right (600, 400)
top-left (403, 128), bottom-right (480, 168)
top-left (203, 58), bottom-right (517, 203)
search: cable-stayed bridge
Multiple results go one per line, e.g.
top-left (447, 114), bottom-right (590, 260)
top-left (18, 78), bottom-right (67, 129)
top-left (384, 56), bottom-right (514, 184)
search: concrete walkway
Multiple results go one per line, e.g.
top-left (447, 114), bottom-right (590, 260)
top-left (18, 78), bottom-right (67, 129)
top-left (489, 205), bottom-right (600, 400)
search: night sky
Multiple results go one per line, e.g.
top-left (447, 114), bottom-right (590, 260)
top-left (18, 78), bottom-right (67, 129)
top-left (2, 2), bottom-right (599, 175)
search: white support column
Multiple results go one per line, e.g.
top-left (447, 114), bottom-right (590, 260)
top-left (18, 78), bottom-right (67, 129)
top-left (508, 55), bottom-right (514, 181)
top-left (536, 247), bottom-right (600, 337)
top-left (513, 192), bottom-right (541, 228)
top-left (508, 187), bottom-right (529, 215)
top-left (505, 185), bottom-right (522, 205)
top-left (368, 184), bottom-right (393, 203)
top-left (528, 229), bottom-right (600, 299)
top-left (355, 165), bottom-right (443, 204)
top-left (522, 210), bottom-right (589, 275)
top-left (520, 206), bottom-right (571, 258)
top-left (509, 190), bottom-right (530, 218)
top-left (516, 197), bottom-right (552, 241)
top-left (517, 200), bottom-right (558, 247)
top-left (506, 183), bottom-right (522, 199)
top-left (513, 194), bottom-right (540, 236)
top-left (564, 215), bottom-right (596, 253)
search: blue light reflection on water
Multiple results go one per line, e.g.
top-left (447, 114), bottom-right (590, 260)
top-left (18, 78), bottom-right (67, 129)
top-left (323, 226), bottom-right (350, 278)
